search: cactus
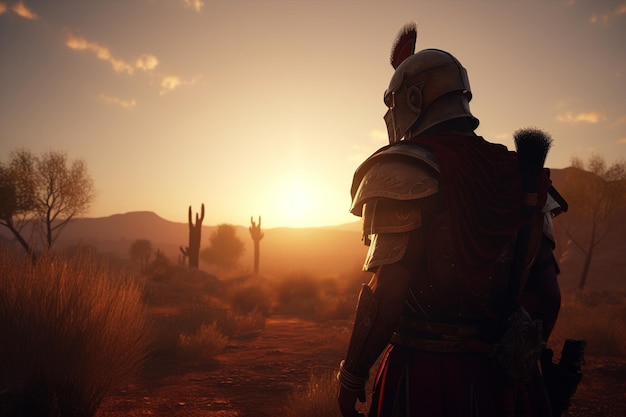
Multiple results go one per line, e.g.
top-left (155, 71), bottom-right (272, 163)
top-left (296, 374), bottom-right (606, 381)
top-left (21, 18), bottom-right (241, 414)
top-left (179, 246), bottom-right (189, 266)
top-left (181, 204), bottom-right (204, 269)
top-left (249, 216), bottom-right (264, 276)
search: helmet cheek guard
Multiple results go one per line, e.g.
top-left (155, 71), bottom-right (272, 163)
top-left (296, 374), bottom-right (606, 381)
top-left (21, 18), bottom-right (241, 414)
top-left (384, 80), bottom-right (425, 144)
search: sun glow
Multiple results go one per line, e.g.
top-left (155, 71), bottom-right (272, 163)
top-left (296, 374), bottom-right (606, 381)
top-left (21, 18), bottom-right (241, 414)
top-left (271, 172), bottom-right (324, 228)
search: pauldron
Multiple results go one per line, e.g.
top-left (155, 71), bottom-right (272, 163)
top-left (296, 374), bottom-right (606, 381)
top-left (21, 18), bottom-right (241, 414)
top-left (350, 143), bottom-right (440, 271)
top-left (350, 142), bottom-right (440, 216)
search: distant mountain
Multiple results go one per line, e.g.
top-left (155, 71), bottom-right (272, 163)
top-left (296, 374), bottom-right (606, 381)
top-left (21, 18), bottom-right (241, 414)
top-left (1, 168), bottom-right (623, 290)
top-left (48, 212), bottom-right (368, 279)
top-left (60, 211), bottom-right (188, 243)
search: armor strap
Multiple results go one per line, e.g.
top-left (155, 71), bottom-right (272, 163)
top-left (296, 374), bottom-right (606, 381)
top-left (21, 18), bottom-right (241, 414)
top-left (343, 284), bottom-right (378, 374)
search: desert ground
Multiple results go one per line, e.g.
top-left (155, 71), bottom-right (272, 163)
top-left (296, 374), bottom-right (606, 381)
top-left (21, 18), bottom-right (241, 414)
top-left (95, 314), bottom-right (626, 417)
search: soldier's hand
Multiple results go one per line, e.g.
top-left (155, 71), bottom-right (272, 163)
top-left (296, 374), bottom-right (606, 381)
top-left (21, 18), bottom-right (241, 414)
top-left (338, 384), bottom-right (366, 417)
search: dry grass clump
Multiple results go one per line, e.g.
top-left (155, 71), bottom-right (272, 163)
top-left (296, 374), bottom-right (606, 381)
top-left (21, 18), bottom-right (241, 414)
top-left (283, 370), bottom-right (343, 417)
top-left (177, 322), bottom-right (228, 360)
top-left (149, 300), bottom-right (227, 355)
top-left (315, 324), bottom-right (351, 352)
top-left (550, 290), bottom-right (626, 357)
top-left (219, 308), bottom-right (266, 337)
top-left (0, 250), bottom-right (151, 417)
top-left (272, 272), bottom-right (363, 322)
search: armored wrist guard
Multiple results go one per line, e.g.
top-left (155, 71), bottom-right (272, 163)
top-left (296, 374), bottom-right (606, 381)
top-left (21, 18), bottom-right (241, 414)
top-left (337, 360), bottom-right (368, 392)
top-left (340, 284), bottom-right (378, 380)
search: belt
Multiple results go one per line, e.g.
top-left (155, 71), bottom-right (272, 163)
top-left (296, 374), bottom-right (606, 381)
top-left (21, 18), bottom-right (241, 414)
top-left (391, 319), bottom-right (498, 354)
top-left (397, 319), bottom-right (498, 338)
top-left (391, 332), bottom-right (493, 354)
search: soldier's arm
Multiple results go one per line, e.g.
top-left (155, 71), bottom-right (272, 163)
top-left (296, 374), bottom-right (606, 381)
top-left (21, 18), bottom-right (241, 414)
top-left (341, 227), bottom-right (425, 379)
top-left (337, 227), bottom-right (424, 417)
top-left (338, 156), bottom-right (436, 416)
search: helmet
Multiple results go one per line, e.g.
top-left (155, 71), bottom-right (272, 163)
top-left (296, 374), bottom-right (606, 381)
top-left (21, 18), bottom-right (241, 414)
top-left (384, 25), bottom-right (479, 143)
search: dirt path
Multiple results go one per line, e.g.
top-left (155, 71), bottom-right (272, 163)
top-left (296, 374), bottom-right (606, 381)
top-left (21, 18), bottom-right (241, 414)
top-left (96, 317), bottom-right (346, 417)
top-left (96, 316), bottom-right (625, 417)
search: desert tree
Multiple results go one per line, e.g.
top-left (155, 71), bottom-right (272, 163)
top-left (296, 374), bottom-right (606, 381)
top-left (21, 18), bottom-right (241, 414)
top-left (0, 149), bottom-right (95, 258)
top-left (561, 154), bottom-right (626, 290)
top-left (249, 216), bottom-right (264, 276)
top-left (35, 151), bottom-right (95, 249)
top-left (201, 223), bottom-right (244, 270)
top-left (129, 238), bottom-right (153, 273)
top-left (0, 150), bottom-right (38, 259)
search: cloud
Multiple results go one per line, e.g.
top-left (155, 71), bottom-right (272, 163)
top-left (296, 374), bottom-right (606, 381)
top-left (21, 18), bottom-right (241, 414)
top-left (347, 129), bottom-right (388, 163)
top-left (183, 0), bottom-right (204, 12)
top-left (159, 75), bottom-right (201, 95)
top-left (135, 54), bottom-right (159, 71)
top-left (65, 30), bottom-right (135, 74)
top-left (612, 115), bottom-right (626, 127)
top-left (100, 94), bottom-right (137, 109)
top-left (369, 129), bottom-right (388, 146)
top-left (494, 133), bottom-right (511, 142)
top-left (0, 1), bottom-right (38, 19)
top-left (590, 2), bottom-right (626, 25)
top-left (64, 30), bottom-right (197, 98)
top-left (556, 111), bottom-right (606, 124)
top-left (11, 0), bottom-right (37, 19)
top-left (160, 76), bottom-right (181, 94)
top-left (65, 30), bottom-right (159, 75)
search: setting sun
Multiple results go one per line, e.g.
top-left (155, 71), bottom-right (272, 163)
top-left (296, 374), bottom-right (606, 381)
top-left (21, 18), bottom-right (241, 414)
top-left (271, 173), bottom-right (323, 228)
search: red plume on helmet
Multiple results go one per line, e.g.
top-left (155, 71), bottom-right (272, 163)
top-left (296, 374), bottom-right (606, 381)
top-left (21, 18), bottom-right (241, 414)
top-left (390, 22), bottom-right (417, 69)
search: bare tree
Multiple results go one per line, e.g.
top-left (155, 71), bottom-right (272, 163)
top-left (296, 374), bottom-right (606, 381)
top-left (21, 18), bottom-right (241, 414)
top-left (0, 149), bottom-right (95, 258)
top-left (562, 154), bottom-right (626, 289)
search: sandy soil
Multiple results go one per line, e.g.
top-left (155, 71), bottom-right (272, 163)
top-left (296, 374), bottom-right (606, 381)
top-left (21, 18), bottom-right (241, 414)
top-left (96, 316), bottom-right (626, 417)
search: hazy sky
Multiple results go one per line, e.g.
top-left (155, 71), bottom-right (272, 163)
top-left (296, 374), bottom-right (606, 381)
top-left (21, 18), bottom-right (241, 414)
top-left (1, 0), bottom-right (625, 228)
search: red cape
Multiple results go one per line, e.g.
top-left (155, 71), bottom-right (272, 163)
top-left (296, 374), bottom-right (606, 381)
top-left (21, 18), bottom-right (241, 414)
top-left (408, 134), bottom-right (549, 284)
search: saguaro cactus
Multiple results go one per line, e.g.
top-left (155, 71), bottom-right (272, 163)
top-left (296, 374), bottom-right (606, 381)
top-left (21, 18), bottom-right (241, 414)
top-left (249, 216), bottom-right (264, 276)
top-left (180, 204), bottom-right (204, 269)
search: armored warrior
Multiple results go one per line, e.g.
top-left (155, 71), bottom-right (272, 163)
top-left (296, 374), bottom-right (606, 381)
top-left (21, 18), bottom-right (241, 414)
top-left (337, 23), bottom-right (565, 417)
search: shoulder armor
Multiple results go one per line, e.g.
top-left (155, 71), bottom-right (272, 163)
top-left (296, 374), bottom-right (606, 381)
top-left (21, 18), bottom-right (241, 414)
top-left (350, 144), bottom-right (439, 216)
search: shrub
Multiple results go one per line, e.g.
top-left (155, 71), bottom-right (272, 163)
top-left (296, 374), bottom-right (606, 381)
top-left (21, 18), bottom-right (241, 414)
top-left (0, 250), bottom-right (151, 417)
top-left (150, 300), bottom-right (227, 355)
top-left (273, 273), bottom-right (322, 319)
top-left (227, 280), bottom-right (272, 315)
top-left (177, 322), bottom-right (228, 359)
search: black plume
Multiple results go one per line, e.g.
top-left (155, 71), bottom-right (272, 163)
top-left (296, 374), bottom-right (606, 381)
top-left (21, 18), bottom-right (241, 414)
top-left (514, 127), bottom-right (552, 191)
top-left (390, 22), bottom-right (417, 69)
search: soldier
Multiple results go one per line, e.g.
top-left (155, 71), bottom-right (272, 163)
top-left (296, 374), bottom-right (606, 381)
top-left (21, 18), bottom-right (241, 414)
top-left (337, 23), bottom-right (564, 417)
